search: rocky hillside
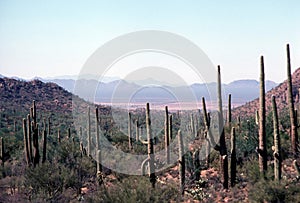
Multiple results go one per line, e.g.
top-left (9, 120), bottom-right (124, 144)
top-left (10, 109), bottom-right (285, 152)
top-left (233, 67), bottom-right (300, 119)
top-left (0, 78), bottom-right (75, 114)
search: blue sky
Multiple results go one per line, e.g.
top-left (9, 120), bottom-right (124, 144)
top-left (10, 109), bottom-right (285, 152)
top-left (0, 1), bottom-right (299, 83)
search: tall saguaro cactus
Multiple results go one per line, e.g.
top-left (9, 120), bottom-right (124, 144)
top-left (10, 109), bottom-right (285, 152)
top-left (27, 114), bottom-right (33, 161)
top-left (165, 106), bottom-right (170, 164)
top-left (230, 127), bottom-right (236, 187)
top-left (128, 112), bottom-right (133, 150)
top-left (135, 120), bottom-right (139, 142)
top-left (95, 107), bottom-right (102, 172)
top-left (227, 94), bottom-right (232, 127)
top-left (87, 106), bottom-right (91, 156)
top-left (169, 114), bottom-right (173, 141)
top-left (32, 101), bottom-right (40, 167)
top-left (0, 137), bottom-right (4, 167)
top-left (259, 56), bottom-right (267, 174)
top-left (141, 103), bottom-right (156, 188)
top-left (286, 44), bottom-right (298, 155)
top-left (217, 65), bottom-right (229, 189)
top-left (23, 118), bottom-right (30, 166)
top-left (42, 119), bottom-right (47, 163)
top-left (272, 95), bottom-right (281, 181)
top-left (178, 130), bottom-right (185, 195)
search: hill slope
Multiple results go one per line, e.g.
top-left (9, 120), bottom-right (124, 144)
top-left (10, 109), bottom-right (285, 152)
top-left (0, 78), bottom-right (75, 114)
top-left (233, 67), bottom-right (300, 119)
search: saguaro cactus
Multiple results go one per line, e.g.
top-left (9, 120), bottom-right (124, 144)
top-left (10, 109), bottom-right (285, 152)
top-left (193, 149), bottom-right (200, 181)
top-left (141, 103), bottom-right (156, 188)
top-left (97, 150), bottom-right (102, 173)
top-left (32, 101), bottom-right (40, 167)
top-left (27, 114), bottom-right (33, 161)
top-left (272, 95), bottom-right (281, 181)
top-left (169, 114), bottom-right (173, 141)
top-left (42, 119), bottom-right (47, 163)
top-left (23, 118), bottom-right (30, 166)
top-left (217, 65), bottom-right (229, 189)
top-left (230, 127), bottom-right (236, 187)
top-left (259, 56), bottom-right (267, 174)
top-left (48, 117), bottom-right (51, 136)
top-left (95, 107), bottom-right (102, 172)
top-left (57, 129), bottom-right (61, 143)
top-left (128, 112), bottom-right (132, 150)
top-left (0, 137), bottom-right (4, 167)
top-left (95, 108), bottom-right (100, 150)
top-left (178, 130), bottom-right (185, 195)
top-left (190, 114), bottom-right (195, 137)
top-left (87, 106), bottom-right (91, 156)
top-left (165, 106), bottom-right (170, 164)
top-left (135, 120), bottom-right (139, 142)
top-left (227, 94), bottom-right (232, 126)
top-left (286, 44), bottom-right (298, 155)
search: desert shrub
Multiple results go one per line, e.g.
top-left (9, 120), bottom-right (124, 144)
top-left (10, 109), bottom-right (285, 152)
top-left (86, 176), bottom-right (180, 203)
top-left (249, 180), bottom-right (300, 202)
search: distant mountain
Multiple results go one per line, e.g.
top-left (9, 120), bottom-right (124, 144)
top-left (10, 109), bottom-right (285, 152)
top-left (0, 74), bottom-right (278, 106)
top-left (233, 67), bottom-right (300, 119)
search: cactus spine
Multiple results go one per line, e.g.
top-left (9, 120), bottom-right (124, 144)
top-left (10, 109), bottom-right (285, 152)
top-left (128, 112), bottom-right (132, 150)
top-left (217, 66), bottom-right (229, 189)
top-left (259, 56), bottom-right (267, 174)
top-left (230, 127), bottom-right (236, 187)
top-left (87, 106), bottom-right (91, 156)
top-left (165, 106), bottom-right (170, 164)
top-left (178, 130), bottom-right (185, 195)
top-left (272, 95), bottom-right (281, 181)
top-left (286, 44), bottom-right (298, 155)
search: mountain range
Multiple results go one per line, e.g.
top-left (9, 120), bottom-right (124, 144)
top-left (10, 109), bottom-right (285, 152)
top-left (0, 74), bottom-right (277, 106)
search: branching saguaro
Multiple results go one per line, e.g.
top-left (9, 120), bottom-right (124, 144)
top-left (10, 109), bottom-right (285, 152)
top-left (141, 103), bottom-right (156, 188)
top-left (217, 65), bottom-right (228, 189)
top-left (32, 101), bottom-right (40, 167)
top-left (272, 95), bottom-right (281, 181)
top-left (259, 56), bottom-right (267, 175)
top-left (286, 44), bottom-right (298, 155)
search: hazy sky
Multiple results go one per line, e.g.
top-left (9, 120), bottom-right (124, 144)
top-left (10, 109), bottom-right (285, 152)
top-left (0, 1), bottom-right (299, 84)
